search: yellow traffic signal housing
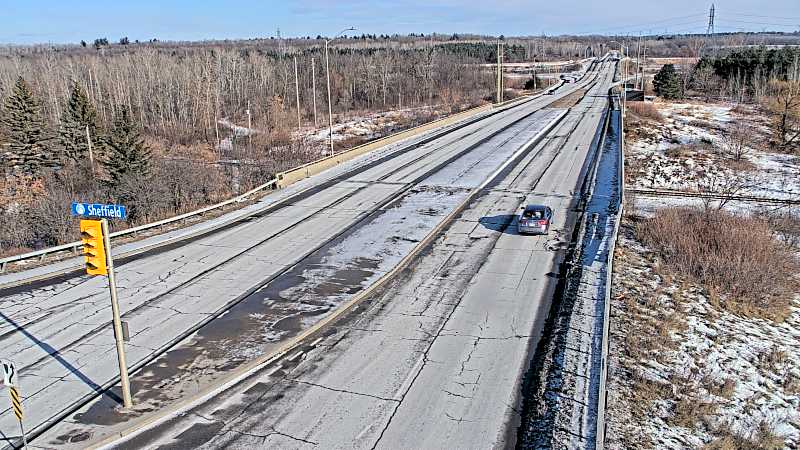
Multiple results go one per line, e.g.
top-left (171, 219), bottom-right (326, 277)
top-left (80, 219), bottom-right (107, 275)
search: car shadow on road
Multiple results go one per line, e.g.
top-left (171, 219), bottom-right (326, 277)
top-left (478, 214), bottom-right (519, 235)
top-left (0, 312), bottom-right (123, 404)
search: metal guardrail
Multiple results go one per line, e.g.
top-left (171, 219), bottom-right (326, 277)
top-left (0, 95), bottom-right (539, 274)
top-left (0, 177), bottom-right (278, 272)
top-left (595, 94), bottom-right (625, 450)
top-left (627, 188), bottom-right (800, 205)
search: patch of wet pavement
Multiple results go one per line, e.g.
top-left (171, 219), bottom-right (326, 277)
top-left (44, 110), bottom-right (559, 447)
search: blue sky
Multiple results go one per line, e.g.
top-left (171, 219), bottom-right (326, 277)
top-left (2, 0), bottom-right (800, 44)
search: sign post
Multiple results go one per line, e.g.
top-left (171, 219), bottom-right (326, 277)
top-left (72, 202), bottom-right (133, 408)
top-left (1, 360), bottom-right (27, 449)
top-left (100, 218), bottom-right (133, 408)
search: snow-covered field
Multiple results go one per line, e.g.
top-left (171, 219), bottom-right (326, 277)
top-left (304, 106), bottom-right (440, 144)
top-left (606, 101), bottom-right (800, 449)
top-left (216, 103), bottom-right (474, 157)
top-left (607, 228), bottom-right (800, 449)
top-left (626, 101), bottom-right (800, 200)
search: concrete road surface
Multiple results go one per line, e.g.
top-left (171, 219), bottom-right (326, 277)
top-left (102, 59), bottom-right (617, 450)
top-left (0, 61), bottom-right (608, 446)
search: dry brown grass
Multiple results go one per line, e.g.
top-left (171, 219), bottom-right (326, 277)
top-left (628, 101), bottom-right (664, 122)
top-left (730, 103), bottom-right (750, 115)
top-left (757, 345), bottom-right (789, 373)
top-left (704, 422), bottom-right (785, 450)
top-left (784, 375), bottom-right (800, 395)
top-left (638, 207), bottom-right (799, 322)
top-left (664, 141), bottom-right (713, 160)
top-left (707, 378), bottom-right (737, 400)
top-left (671, 395), bottom-right (719, 428)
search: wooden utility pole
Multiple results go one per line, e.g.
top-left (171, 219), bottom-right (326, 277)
top-left (311, 58), bottom-right (318, 128)
top-left (246, 100), bottom-right (252, 148)
top-left (496, 42), bottom-right (503, 104)
top-left (642, 38), bottom-right (648, 91)
top-left (294, 56), bottom-right (301, 131)
top-left (635, 35), bottom-right (642, 90)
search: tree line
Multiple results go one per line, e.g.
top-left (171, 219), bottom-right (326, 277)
top-left (0, 44), bottom-right (495, 150)
top-left (0, 39), bottom-right (502, 255)
top-left (649, 46), bottom-right (800, 152)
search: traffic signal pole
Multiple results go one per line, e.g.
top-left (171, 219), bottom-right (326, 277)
top-left (100, 219), bottom-right (133, 408)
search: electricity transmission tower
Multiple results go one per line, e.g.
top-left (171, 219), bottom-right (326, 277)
top-left (706, 4), bottom-right (715, 57)
top-left (706, 4), bottom-right (715, 36)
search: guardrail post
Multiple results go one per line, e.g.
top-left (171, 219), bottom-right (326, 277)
top-left (0, 261), bottom-right (5, 273)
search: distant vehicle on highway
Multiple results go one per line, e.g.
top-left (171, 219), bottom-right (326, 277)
top-left (560, 72), bottom-right (580, 83)
top-left (517, 204), bottom-right (553, 234)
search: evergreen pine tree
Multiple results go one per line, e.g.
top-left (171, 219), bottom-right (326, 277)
top-left (653, 64), bottom-right (683, 100)
top-left (0, 77), bottom-right (57, 174)
top-left (59, 81), bottom-right (99, 164)
top-left (102, 106), bottom-right (150, 187)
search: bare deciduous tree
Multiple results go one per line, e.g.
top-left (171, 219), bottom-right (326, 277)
top-left (763, 80), bottom-right (800, 151)
top-left (719, 121), bottom-right (754, 162)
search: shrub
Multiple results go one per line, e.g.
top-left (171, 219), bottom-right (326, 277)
top-left (638, 207), bottom-right (799, 321)
top-left (704, 422), bottom-right (785, 450)
top-left (627, 101), bottom-right (663, 122)
top-left (671, 396), bottom-right (718, 428)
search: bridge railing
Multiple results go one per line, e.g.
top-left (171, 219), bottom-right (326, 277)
top-left (0, 177), bottom-right (277, 272)
top-left (595, 93), bottom-right (625, 450)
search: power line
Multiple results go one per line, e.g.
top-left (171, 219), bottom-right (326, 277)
top-left (573, 13), bottom-right (707, 35)
top-left (727, 12), bottom-right (800, 21)
top-left (717, 19), bottom-right (800, 28)
top-left (722, 19), bottom-right (800, 29)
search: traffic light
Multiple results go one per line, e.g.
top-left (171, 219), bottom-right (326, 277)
top-left (80, 219), bottom-right (107, 275)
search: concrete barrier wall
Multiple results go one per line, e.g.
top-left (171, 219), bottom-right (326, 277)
top-left (276, 102), bottom-right (506, 189)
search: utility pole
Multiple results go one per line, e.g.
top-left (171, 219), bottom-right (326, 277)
top-left (85, 125), bottom-right (94, 173)
top-left (246, 100), bottom-right (252, 148)
top-left (325, 40), bottom-right (334, 155)
top-left (325, 27), bottom-right (356, 157)
top-left (496, 41), bottom-right (503, 104)
top-left (635, 34), bottom-right (642, 90)
top-left (642, 37), bottom-right (648, 92)
top-left (294, 56), bottom-right (301, 131)
top-left (311, 57), bottom-right (318, 128)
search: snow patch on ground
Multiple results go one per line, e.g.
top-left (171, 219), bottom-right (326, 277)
top-left (607, 99), bottom-right (800, 449)
top-left (305, 105), bottom-right (441, 144)
top-left (606, 229), bottom-right (800, 449)
top-left (626, 101), bottom-right (800, 200)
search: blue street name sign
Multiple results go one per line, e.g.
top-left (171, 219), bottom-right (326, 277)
top-left (71, 202), bottom-right (127, 220)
